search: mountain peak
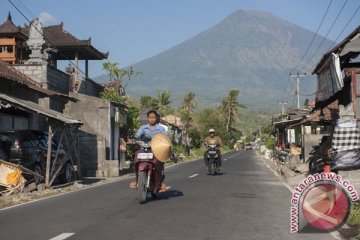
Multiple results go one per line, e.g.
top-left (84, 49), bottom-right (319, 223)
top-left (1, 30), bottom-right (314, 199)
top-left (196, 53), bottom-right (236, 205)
top-left (99, 10), bottom-right (335, 108)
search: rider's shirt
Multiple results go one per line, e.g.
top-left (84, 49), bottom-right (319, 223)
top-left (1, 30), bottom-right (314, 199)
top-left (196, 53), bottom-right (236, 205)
top-left (135, 124), bottom-right (166, 143)
top-left (204, 136), bottom-right (223, 146)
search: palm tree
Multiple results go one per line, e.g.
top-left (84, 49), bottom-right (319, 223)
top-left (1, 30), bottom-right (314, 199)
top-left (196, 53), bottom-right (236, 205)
top-left (180, 92), bottom-right (197, 155)
top-left (220, 89), bottom-right (245, 133)
top-left (139, 96), bottom-right (155, 109)
top-left (153, 90), bottom-right (172, 116)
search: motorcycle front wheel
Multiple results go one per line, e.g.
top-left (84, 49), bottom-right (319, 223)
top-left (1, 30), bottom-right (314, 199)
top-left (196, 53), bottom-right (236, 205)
top-left (138, 171), bottom-right (148, 204)
top-left (208, 159), bottom-right (216, 175)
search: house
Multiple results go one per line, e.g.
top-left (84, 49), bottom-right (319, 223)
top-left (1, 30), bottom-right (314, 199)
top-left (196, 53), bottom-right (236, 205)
top-left (0, 60), bottom-right (83, 185)
top-left (312, 24), bottom-right (360, 171)
top-left (0, 13), bottom-right (128, 177)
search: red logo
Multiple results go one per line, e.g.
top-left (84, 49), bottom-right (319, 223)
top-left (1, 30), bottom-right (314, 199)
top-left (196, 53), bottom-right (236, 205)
top-left (301, 182), bottom-right (351, 230)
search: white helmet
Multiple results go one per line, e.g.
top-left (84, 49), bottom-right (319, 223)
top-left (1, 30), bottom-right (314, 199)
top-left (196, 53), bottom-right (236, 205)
top-left (209, 129), bottom-right (215, 133)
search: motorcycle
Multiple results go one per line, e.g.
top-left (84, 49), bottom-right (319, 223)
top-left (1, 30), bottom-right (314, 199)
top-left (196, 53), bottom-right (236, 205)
top-left (134, 141), bottom-right (163, 204)
top-left (206, 144), bottom-right (221, 175)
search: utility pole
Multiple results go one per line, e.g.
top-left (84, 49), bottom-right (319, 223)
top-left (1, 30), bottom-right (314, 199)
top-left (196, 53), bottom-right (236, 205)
top-left (290, 73), bottom-right (307, 109)
top-left (279, 101), bottom-right (288, 115)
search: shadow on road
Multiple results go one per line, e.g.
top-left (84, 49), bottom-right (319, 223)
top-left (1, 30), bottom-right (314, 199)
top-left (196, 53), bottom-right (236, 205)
top-left (154, 189), bottom-right (184, 201)
top-left (206, 172), bottom-right (227, 176)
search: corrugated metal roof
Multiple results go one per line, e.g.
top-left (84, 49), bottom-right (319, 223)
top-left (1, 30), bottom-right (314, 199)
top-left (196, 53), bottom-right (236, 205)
top-left (0, 93), bottom-right (82, 125)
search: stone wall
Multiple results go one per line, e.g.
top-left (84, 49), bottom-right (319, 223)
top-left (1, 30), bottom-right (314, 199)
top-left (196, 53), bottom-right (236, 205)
top-left (14, 64), bottom-right (72, 113)
top-left (13, 64), bottom-right (47, 86)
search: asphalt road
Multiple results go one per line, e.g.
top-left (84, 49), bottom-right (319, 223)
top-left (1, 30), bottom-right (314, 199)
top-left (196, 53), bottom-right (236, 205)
top-left (0, 150), bottom-right (337, 240)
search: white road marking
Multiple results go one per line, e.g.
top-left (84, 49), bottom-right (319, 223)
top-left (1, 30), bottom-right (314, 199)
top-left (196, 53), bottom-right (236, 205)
top-left (223, 158), bottom-right (228, 161)
top-left (226, 152), bottom-right (243, 160)
top-left (49, 233), bottom-right (75, 240)
top-left (189, 174), bottom-right (199, 178)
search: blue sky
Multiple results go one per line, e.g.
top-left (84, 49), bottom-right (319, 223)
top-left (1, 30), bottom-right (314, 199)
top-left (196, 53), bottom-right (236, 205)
top-left (2, 0), bottom-right (359, 78)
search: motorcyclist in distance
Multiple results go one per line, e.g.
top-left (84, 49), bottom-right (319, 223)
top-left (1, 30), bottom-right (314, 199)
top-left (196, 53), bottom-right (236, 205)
top-left (203, 129), bottom-right (223, 170)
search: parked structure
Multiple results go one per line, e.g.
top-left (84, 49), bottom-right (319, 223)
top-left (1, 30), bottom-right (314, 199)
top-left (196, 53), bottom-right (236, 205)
top-left (0, 13), bottom-right (128, 177)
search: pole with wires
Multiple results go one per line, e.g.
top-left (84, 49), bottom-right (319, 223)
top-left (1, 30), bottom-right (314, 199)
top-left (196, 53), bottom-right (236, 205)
top-left (290, 73), bottom-right (307, 109)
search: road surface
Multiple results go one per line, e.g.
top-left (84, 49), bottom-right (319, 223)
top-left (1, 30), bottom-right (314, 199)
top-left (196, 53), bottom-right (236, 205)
top-left (0, 150), bottom-right (338, 240)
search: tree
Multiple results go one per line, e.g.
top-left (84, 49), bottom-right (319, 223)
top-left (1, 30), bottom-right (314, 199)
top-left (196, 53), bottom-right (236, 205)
top-left (196, 108), bottom-right (227, 143)
top-left (180, 92), bottom-right (197, 155)
top-left (139, 96), bottom-right (156, 109)
top-left (152, 90), bottom-right (172, 116)
top-left (219, 89), bottom-right (246, 133)
top-left (189, 128), bottom-right (202, 148)
top-left (102, 61), bottom-right (139, 97)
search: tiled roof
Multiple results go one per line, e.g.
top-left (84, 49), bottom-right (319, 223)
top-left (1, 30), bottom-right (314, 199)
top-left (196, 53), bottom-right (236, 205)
top-left (0, 60), bottom-right (41, 87)
top-left (304, 100), bottom-right (338, 122)
top-left (21, 23), bottom-right (108, 60)
top-left (0, 12), bottom-right (26, 40)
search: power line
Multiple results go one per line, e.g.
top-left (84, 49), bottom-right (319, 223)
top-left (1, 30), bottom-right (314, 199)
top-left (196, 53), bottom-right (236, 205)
top-left (327, 3), bottom-right (360, 51)
top-left (300, 0), bottom-right (349, 72)
top-left (8, 0), bottom-right (105, 79)
top-left (293, 0), bottom-right (333, 71)
top-left (278, 1), bottom-right (332, 105)
top-left (13, 0), bottom-right (35, 19)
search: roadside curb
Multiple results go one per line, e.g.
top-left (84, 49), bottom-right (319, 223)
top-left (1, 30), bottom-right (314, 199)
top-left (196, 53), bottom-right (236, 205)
top-left (255, 151), bottom-right (353, 240)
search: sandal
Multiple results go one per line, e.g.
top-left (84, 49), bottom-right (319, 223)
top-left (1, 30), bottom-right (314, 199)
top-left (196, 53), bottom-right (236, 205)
top-left (129, 181), bottom-right (137, 189)
top-left (161, 182), bottom-right (167, 192)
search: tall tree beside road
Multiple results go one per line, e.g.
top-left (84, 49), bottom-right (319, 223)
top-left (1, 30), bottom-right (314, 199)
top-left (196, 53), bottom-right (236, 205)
top-left (220, 89), bottom-right (245, 133)
top-left (153, 90), bottom-right (172, 116)
top-left (139, 95), bottom-right (156, 109)
top-left (180, 92), bottom-right (197, 155)
top-left (196, 108), bottom-right (227, 142)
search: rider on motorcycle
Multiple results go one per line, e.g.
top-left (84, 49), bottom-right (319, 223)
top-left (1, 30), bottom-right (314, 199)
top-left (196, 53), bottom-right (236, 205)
top-left (203, 129), bottom-right (223, 169)
top-left (129, 110), bottom-right (167, 192)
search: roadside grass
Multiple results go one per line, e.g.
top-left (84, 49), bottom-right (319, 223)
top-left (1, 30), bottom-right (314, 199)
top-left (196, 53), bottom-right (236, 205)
top-left (348, 201), bottom-right (360, 239)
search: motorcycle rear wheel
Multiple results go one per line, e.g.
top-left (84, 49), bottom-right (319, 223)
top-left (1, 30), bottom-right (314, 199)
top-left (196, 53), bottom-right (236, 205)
top-left (138, 171), bottom-right (148, 204)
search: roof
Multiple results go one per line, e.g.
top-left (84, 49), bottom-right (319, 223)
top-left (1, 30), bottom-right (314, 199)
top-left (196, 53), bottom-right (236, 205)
top-left (0, 12), bottom-right (27, 40)
top-left (0, 93), bottom-right (82, 125)
top-left (303, 100), bottom-right (338, 123)
top-left (161, 114), bottom-right (183, 127)
top-left (313, 25), bottom-right (360, 74)
top-left (0, 61), bottom-right (77, 100)
top-left (21, 23), bottom-right (108, 60)
top-left (273, 118), bottom-right (303, 128)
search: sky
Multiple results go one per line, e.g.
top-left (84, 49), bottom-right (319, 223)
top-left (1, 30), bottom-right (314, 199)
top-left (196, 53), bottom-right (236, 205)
top-left (1, 0), bottom-right (360, 78)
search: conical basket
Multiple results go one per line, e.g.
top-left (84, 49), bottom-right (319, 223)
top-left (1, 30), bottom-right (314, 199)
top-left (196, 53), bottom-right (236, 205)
top-left (151, 134), bottom-right (172, 162)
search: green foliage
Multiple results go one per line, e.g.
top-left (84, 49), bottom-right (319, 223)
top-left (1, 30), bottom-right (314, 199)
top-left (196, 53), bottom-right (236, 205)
top-left (195, 108), bottom-right (228, 143)
top-left (100, 88), bottom-right (126, 104)
top-left (189, 128), bottom-right (202, 148)
top-left (140, 95), bottom-right (156, 109)
top-left (263, 134), bottom-right (277, 150)
top-left (153, 90), bottom-right (172, 116)
top-left (126, 106), bottom-right (141, 131)
top-left (103, 61), bottom-right (139, 85)
top-left (227, 128), bottom-right (243, 146)
top-left (180, 92), bottom-right (197, 154)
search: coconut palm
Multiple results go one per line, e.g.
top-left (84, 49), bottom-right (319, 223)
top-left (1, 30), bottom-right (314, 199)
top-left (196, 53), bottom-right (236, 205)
top-left (220, 89), bottom-right (246, 133)
top-left (153, 90), bottom-right (172, 116)
top-left (180, 92), bottom-right (197, 155)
